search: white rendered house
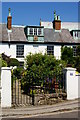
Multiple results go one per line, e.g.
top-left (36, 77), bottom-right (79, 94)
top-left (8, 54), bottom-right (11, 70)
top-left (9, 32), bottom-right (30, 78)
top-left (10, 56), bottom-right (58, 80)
top-left (0, 9), bottom-right (80, 66)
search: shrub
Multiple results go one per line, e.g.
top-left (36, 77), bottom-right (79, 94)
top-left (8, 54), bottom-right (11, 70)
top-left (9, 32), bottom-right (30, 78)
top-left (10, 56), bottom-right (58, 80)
top-left (21, 53), bottom-right (66, 94)
top-left (0, 54), bottom-right (7, 67)
top-left (13, 67), bottom-right (24, 79)
top-left (8, 58), bottom-right (20, 67)
top-left (61, 46), bottom-right (74, 65)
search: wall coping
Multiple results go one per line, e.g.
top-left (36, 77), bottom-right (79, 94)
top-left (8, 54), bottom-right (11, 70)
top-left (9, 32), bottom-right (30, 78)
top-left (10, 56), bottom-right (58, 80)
top-left (63, 67), bottom-right (76, 71)
top-left (1, 67), bottom-right (11, 70)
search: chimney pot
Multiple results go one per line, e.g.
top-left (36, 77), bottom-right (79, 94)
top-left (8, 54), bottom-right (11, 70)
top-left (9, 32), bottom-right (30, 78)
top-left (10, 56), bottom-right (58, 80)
top-left (58, 15), bottom-right (60, 20)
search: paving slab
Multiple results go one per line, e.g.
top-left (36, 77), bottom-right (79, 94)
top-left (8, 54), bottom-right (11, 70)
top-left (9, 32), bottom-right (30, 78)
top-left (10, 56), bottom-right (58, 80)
top-left (1, 99), bottom-right (80, 118)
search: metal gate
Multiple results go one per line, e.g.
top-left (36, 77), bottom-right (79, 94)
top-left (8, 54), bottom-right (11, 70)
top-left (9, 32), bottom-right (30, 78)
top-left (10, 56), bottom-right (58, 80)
top-left (11, 68), bottom-right (66, 106)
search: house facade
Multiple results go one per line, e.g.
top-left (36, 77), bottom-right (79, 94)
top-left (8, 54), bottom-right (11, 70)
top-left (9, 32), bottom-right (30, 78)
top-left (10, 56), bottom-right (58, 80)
top-left (0, 9), bottom-right (80, 66)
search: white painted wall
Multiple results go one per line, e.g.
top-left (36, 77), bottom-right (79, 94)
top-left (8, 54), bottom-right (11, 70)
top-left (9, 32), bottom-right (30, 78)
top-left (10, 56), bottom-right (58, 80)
top-left (10, 45), bottom-right (16, 58)
top-left (24, 44), bottom-right (47, 56)
top-left (63, 67), bottom-right (80, 100)
top-left (41, 21), bottom-right (80, 31)
top-left (0, 43), bottom-right (11, 56)
top-left (54, 45), bottom-right (61, 59)
top-left (41, 22), bottom-right (53, 29)
top-left (1, 67), bottom-right (11, 107)
top-left (0, 43), bottom-right (61, 62)
top-left (78, 75), bottom-right (80, 98)
top-left (61, 22), bottom-right (79, 31)
top-left (24, 44), bottom-right (61, 59)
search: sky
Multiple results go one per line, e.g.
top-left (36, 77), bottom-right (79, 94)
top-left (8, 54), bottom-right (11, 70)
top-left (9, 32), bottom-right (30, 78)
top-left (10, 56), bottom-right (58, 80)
top-left (2, 2), bottom-right (79, 26)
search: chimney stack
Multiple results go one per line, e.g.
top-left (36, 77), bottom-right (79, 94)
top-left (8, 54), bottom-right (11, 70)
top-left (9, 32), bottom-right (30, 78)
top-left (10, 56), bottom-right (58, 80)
top-left (7, 8), bottom-right (12, 30)
top-left (53, 11), bottom-right (61, 31)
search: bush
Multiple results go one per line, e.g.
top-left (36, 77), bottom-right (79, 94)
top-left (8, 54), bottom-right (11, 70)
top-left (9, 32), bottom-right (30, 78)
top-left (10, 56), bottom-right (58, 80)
top-left (1, 53), bottom-right (10, 65)
top-left (61, 46), bottom-right (74, 65)
top-left (0, 54), bottom-right (7, 67)
top-left (8, 58), bottom-right (20, 67)
top-left (21, 53), bottom-right (67, 94)
top-left (13, 67), bottom-right (24, 79)
top-left (74, 56), bottom-right (80, 72)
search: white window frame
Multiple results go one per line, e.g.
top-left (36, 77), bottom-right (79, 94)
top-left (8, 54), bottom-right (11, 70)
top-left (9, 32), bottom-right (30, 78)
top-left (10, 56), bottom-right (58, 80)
top-left (47, 46), bottom-right (54, 55)
top-left (16, 45), bottom-right (24, 58)
top-left (29, 28), bottom-right (33, 35)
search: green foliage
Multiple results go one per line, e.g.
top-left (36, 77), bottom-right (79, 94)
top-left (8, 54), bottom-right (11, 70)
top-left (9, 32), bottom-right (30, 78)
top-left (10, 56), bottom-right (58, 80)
top-left (1, 53), bottom-right (10, 66)
top-left (74, 56), bottom-right (80, 72)
top-left (13, 67), bottom-right (24, 79)
top-left (73, 46), bottom-right (80, 72)
top-left (2, 59), bottom-right (7, 67)
top-left (61, 45), bottom-right (80, 73)
top-left (76, 45), bottom-right (80, 56)
top-left (0, 54), bottom-right (7, 67)
top-left (8, 58), bottom-right (20, 67)
top-left (21, 53), bottom-right (66, 93)
top-left (61, 46), bottom-right (74, 65)
top-left (1, 53), bottom-right (20, 67)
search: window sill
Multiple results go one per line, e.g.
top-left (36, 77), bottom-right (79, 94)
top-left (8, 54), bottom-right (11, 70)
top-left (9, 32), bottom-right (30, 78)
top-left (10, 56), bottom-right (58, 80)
top-left (16, 56), bottom-right (24, 58)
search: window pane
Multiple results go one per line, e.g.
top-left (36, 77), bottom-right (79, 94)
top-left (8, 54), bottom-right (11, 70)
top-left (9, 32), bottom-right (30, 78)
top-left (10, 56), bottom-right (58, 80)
top-left (16, 45), bottom-right (24, 58)
top-left (34, 28), bottom-right (37, 35)
top-left (73, 46), bottom-right (77, 57)
top-left (47, 46), bottom-right (54, 55)
top-left (29, 28), bottom-right (33, 35)
top-left (78, 32), bottom-right (80, 38)
top-left (38, 28), bottom-right (41, 35)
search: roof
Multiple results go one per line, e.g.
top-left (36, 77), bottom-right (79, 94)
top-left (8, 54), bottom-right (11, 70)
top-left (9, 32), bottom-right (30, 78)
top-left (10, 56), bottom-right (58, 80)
top-left (0, 24), bottom-right (8, 41)
top-left (0, 24), bottom-right (27, 42)
top-left (10, 27), bottom-right (27, 42)
top-left (0, 23), bottom-right (80, 44)
top-left (25, 25), bottom-right (44, 28)
top-left (44, 28), bottom-right (80, 43)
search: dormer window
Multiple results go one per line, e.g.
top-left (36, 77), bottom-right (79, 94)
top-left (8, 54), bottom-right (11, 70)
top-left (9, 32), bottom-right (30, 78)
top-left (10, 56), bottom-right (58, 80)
top-left (29, 28), bottom-right (33, 35)
top-left (75, 32), bottom-right (76, 37)
top-left (74, 32), bottom-right (78, 38)
top-left (34, 28), bottom-right (37, 35)
top-left (24, 26), bottom-right (44, 42)
top-left (38, 28), bottom-right (41, 35)
top-left (72, 30), bottom-right (80, 39)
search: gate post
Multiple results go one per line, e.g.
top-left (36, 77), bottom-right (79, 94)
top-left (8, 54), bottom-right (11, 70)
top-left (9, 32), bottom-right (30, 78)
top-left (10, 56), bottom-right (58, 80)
top-left (1, 67), bottom-right (11, 107)
top-left (63, 67), bottom-right (77, 100)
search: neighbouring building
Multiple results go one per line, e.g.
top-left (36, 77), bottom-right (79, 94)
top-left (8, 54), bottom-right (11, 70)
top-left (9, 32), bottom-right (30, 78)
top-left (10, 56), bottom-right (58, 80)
top-left (0, 8), bottom-right (80, 66)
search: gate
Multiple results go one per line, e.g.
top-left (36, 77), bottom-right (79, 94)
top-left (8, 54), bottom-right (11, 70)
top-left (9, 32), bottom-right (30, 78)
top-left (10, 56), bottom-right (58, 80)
top-left (12, 68), bottom-right (32, 106)
top-left (12, 68), bottom-right (66, 106)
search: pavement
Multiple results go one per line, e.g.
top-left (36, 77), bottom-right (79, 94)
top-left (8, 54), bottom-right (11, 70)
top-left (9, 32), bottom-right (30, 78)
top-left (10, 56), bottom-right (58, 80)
top-left (1, 99), bottom-right (80, 118)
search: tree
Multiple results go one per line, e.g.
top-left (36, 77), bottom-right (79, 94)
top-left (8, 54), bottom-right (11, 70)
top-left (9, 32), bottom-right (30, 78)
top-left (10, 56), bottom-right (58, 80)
top-left (61, 46), bottom-right (74, 65)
